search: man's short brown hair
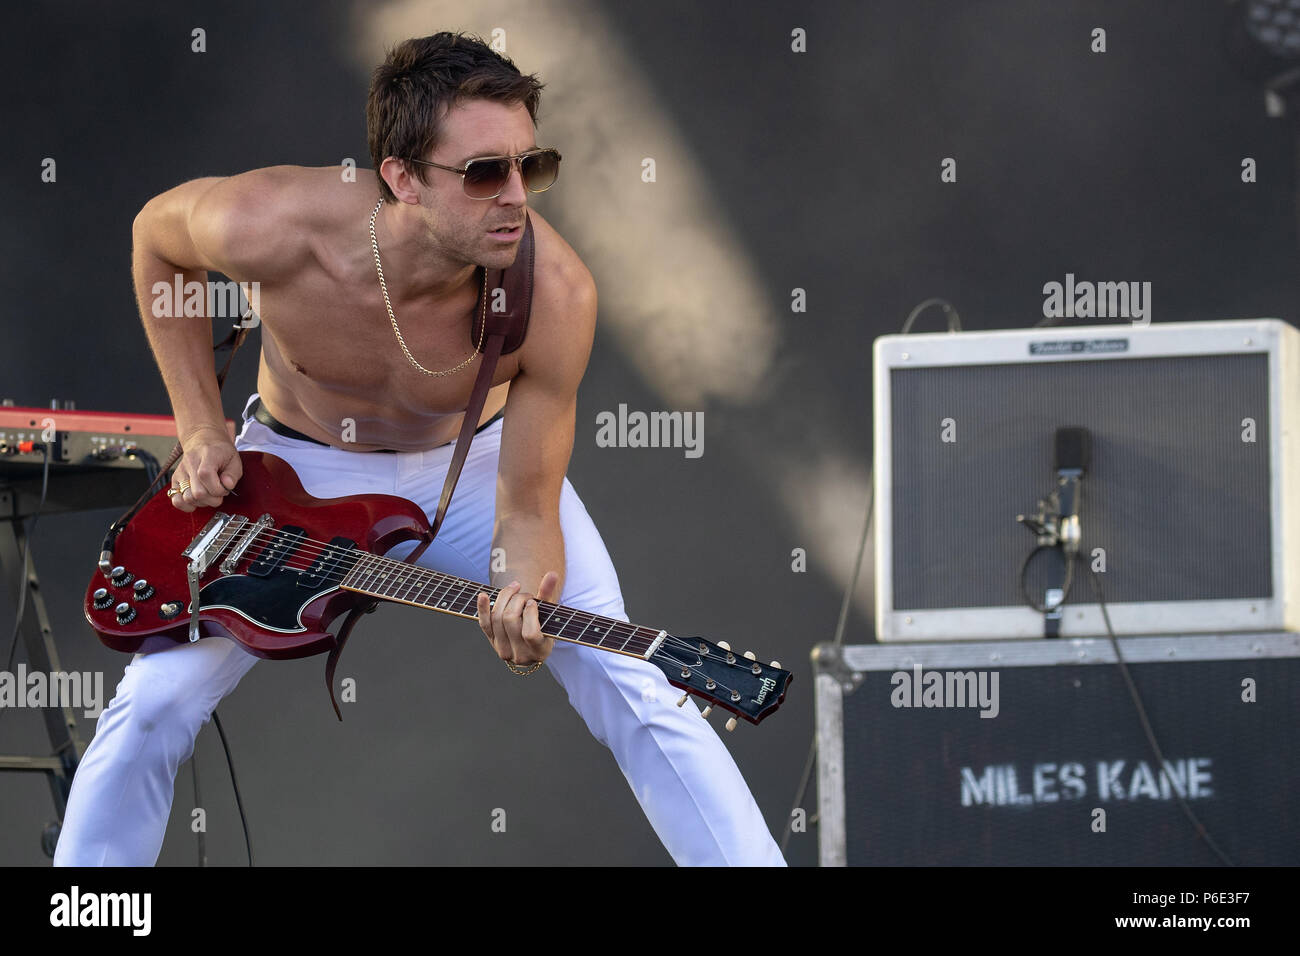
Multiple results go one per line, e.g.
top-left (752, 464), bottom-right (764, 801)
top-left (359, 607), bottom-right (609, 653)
top-left (367, 31), bottom-right (545, 203)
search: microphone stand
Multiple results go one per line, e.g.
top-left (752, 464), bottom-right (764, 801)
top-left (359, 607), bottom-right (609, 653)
top-left (1016, 488), bottom-right (1072, 638)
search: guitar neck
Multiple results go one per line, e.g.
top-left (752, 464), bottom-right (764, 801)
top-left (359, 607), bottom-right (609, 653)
top-left (333, 543), bottom-right (791, 726)
top-left (340, 551), bottom-right (667, 658)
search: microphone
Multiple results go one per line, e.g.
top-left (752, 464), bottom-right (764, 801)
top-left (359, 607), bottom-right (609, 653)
top-left (1054, 427), bottom-right (1091, 556)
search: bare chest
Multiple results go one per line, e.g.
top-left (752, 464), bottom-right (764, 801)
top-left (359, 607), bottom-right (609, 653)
top-left (256, 270), bottom-right (521, 416)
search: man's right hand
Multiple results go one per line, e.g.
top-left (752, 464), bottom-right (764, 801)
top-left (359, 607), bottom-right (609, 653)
top-left (171, 425), bottom-right (242, 512)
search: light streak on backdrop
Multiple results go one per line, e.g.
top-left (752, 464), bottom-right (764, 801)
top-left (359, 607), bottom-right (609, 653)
top-left (348, 0), bottom-right (877, 627)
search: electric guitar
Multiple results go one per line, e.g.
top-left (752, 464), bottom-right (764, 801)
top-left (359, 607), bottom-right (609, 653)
top-left (83, 451), bottom-right (791, 728)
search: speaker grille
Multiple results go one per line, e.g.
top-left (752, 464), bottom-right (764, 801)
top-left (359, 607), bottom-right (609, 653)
top-left (888, 353), bottom-right (1272, 610)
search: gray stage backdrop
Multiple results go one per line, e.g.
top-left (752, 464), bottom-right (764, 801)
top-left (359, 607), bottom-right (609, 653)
top-left (0, 0), bottom-right (1295, 866)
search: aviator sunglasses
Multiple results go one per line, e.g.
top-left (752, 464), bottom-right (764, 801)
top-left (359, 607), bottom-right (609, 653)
top-left (404, 147), bottom-right (562, 200)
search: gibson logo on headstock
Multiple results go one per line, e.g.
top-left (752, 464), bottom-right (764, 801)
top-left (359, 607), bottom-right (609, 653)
top-left (751, 676), bottom-right (777, 705)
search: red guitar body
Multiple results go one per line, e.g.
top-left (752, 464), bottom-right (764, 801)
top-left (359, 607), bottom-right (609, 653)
top-left (84, 451), bottom-right (432, 659)
top-left (85, 451), bottom-right (795, 726)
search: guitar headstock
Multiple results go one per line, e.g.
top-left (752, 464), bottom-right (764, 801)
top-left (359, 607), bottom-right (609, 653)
top-left (647, 635), bottom-right (792, 728)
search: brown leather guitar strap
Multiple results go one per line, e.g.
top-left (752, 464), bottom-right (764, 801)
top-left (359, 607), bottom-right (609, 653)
top-left (106, 212), bottom-right (535, 720)
top-left (97, 207), bottom-right (534, 721)
top-left (326, 211), bottom-right (536, 718)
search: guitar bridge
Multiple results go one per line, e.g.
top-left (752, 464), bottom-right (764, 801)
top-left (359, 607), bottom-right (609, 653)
top-left (181, 513), bottom-right (243, 576)
top-left (221, 514), bottom-right (274, 574)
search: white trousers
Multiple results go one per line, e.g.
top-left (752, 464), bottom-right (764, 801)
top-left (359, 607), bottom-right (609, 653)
top-left (53, 393), bottom-right (786, 866)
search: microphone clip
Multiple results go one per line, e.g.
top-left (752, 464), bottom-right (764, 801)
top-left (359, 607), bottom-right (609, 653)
top-left (1016, 491), bottom-right (1062, 547)
top-left (1018, 471), bottom-right (1083, 556)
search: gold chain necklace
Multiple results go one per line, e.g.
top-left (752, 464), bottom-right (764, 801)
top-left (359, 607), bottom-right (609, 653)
top-left (369, 198), bottom-right (485, 377)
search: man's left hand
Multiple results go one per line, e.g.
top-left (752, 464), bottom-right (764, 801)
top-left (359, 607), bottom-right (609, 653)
top-left (476, 571), bottom-right (562, 667)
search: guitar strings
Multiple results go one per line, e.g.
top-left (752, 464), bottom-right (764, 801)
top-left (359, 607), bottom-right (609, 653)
top-left (170, 524), bottom-right (761, 702)
top-left (188, 525), bottom-right (642, 635)
top-left (171, 524), bottom-right (741, 665)
top-left (197, 530), bottom-right (745, 670)
top-left (652, 648), bottom-right (744, 702)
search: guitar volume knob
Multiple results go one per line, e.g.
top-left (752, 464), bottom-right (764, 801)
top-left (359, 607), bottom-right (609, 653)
top-left (110, 566), bottom-right (133, 588)
top-left (132, 579), bottom-right (155, 600)
top-left (92, 588), bottom-right (113, 609)
top-left (114, 602), bottom-right (136, 625)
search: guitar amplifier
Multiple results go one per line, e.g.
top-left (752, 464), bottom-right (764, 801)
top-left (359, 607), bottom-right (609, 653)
top-left (813, 633), bottom-right (1300, 866)
top-left (872, 318), bottom-right (1300, 641)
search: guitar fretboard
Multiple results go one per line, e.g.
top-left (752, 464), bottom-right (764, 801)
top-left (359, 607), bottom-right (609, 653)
top-left (340, 551), bottom-right (666, 658)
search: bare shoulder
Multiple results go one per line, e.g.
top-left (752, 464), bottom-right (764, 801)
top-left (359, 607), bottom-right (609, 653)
top-left (519, 208), bottom-right (597, 383)
top-left (187, 165), bottom-right (358, 281)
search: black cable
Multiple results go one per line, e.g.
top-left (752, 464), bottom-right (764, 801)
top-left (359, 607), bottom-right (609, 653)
top-left (0, 442), bottom-right (52, 731)
top-left (779, 482), bottom-right (873, 856)
top-left (781, 295), bottom-right (940, 857)
top-left (900, 297), bottom-right (962, 335)
top-left (776, 287), bottom-right (1231, 864)
top-left (1085, 564), bottom-right (1236, 866)
top-left (191, 754), bottom-right (207, 867)
top-left (832, 488), bottom-right (875, 652)
top-left (103, 442), bottom-right (237, 866)
top-left (212, 710), bottom-right (253, 866)
top-left (125, 447), bottom-right (161, 487)
top-left (1017, 543), bottom-right (1076, 613)
top-left (86, 323), bottom-right (250, 866)
top-left (779, 736), bottom-right (819, 856)
top-left (99, 444), bottom-right (178, 568)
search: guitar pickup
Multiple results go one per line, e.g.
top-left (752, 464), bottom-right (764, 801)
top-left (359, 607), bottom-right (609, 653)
top-left (296, 537), bottom-right (356, 589)
top-left (247, 526), bottom-right (306, 578)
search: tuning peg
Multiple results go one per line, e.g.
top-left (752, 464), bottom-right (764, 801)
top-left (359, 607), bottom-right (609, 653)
top-left (770, 660), bottom-right (781, 669)
top-left (676, 693), bottom-right (690, 707)
top-left (725, 717), bottom-right (738, 732)
top-left (716, 641), bottom-right (731, 651)
top-left (701, 705), bottom-right (713, 718)
top-left (743, 650), bottom-right (756, 661)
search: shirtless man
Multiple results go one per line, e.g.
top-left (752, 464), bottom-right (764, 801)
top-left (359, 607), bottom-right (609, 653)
top-left (52, 31), bottom-right (785, 866)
